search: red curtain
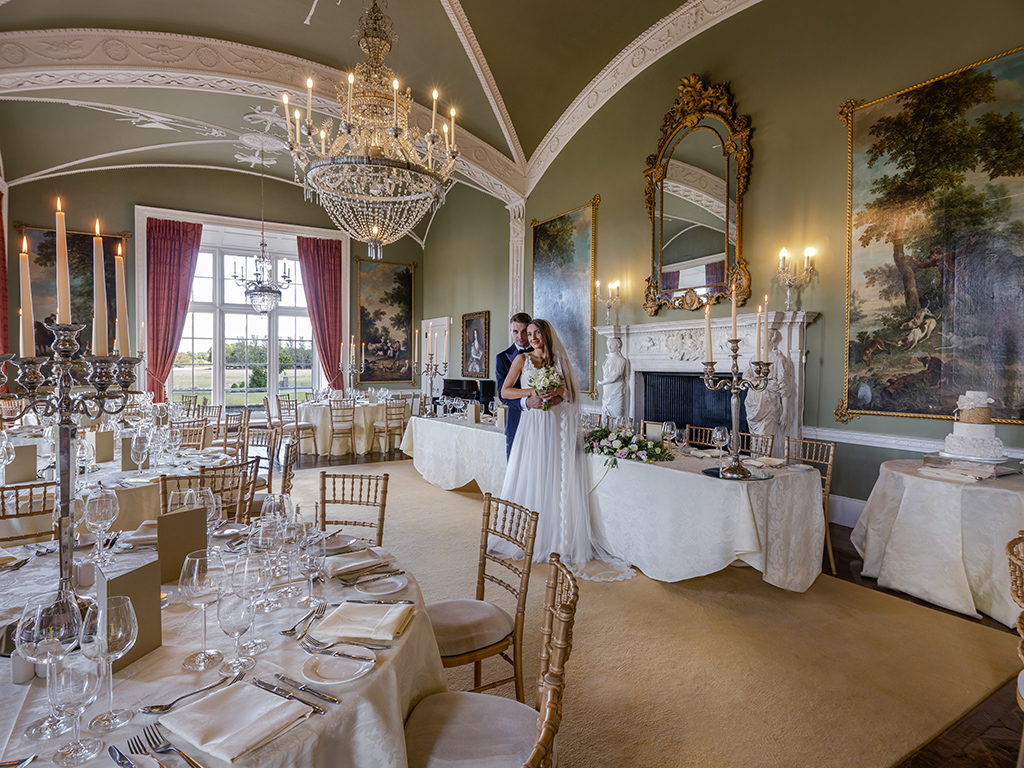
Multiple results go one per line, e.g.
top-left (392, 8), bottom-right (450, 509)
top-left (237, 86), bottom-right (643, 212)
top-left (297, 236), bottom-right (345, 391)
top-left (0, 190), bottom-right (9, 392)
top-left (146, 218), bottom-right (202, 402)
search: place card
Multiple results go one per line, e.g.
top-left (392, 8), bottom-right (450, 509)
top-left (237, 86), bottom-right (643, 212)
top-left (496, 406), bottom-right (506, 431)
top-left (467, 402), bottom-right (480, 424)
top-left (643, 421), bottom-right (663, 446)
top-left (121, 437), bottom-right (150, 471)
top-left (3, 443), bottom-right (36, 484)
top-left (157, 506), bottom-right (207, 583)
top-left (90, 430), bottom-right (115, 463)
top-left (203, 424), bottom-right (214, 449)
top-left (96, 556), bottom-right (161, 672)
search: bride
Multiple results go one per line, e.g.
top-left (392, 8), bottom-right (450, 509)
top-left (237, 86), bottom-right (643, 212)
top-left (490, 319), bottom-right (631, 581)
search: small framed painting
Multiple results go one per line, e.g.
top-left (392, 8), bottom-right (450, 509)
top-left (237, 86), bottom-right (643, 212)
top-left (462, 311), bottom-right (489, 379)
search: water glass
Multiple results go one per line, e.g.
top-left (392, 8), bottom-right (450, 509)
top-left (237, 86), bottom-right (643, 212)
top-left (179, 550), bottom-right (225, 671)
top-left (297, 526), bottom-right (326, 609)
top-left (48, 652), bottom-right (102, 766)
top-left (233, 552), bottom-right (272, 654)
top-left (84, 485), bottom-right (119, 565)
top-left (167, 488), bottom-right (198, 513)
top-left (247, 520), bottom-right (283, 612)
top-left (217, 591), bottom-right (256, 675)
top-left (129, 430), bottom-right (150, 476)
top-left (661, 421), bottom-right (677, 446)
top-left (80, 595), bottom-right (138, 732)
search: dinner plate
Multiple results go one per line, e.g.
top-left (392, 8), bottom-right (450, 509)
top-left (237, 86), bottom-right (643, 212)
top-left (786, 463), bottom-right (815, 471)
top-left (325, 535), bottom-right (359, 554)
top-left (301, 649), bottom-right (375, 685)
top-left (354, 574), bottom-right (408, 596)
top-left (213, 523), bottom-right (248, 538)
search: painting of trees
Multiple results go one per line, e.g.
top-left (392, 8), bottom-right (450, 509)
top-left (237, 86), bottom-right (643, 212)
top-left (357, 261), bottom-right (415, 384)
top-left (843, 46), bottom-right (1024, 422)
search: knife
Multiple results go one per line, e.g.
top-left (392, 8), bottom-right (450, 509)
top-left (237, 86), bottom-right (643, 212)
top-left (351, 570), bottom-right (405, 586)
top-left (274, 673), bottom-right (340, 704)
top-left (345, 599), bottom-right (414, 605)
top-left (0, 757), bottom-right (36, 768)
top-left (107, 746), bottom-right (135, 768)
top-left (252, 678), bottom-right (326, 715)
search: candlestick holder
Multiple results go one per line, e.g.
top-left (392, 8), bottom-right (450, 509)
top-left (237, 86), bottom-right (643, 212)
top-left (3, 323), bottom-right (139, 610)
top-left (412, 354), bottom-right (448, 417)
top-left (339, 358), bottom-right (366, 394)
top-left (775, 262), bottom-right (817, 311)
top-left (597, 292), bottom-right (622, 325)
top-left (702, 339), bottom-right (771, 480)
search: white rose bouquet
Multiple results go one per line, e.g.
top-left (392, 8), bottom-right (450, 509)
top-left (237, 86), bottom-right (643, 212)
top-left (528, 366), bottom-right (565, 411)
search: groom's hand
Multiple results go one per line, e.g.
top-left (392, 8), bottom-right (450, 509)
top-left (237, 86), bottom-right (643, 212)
top-left (525, 394), bottom-right (545, 409)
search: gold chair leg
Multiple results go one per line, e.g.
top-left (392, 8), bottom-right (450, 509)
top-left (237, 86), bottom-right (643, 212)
top-left (824, 518), bottom-right (837, 575)
top-left (473, 660), bottom-right (482, 690)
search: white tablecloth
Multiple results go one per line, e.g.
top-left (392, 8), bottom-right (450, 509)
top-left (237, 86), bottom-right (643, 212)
top-left (588, 454), bottom-right (825, 592)
top-left (0, 546), bottom-right (447, 767)
top-left (400, 416), bottom-right (507, 496)
top-left (298, 401), bottom-right (411, 456)
top-left (852, 459), bottom-right (1024, 627)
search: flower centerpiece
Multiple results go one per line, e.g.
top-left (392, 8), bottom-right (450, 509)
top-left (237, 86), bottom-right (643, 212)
top-left (584, 426), bottom-right (675, 468)
top-left (528, 366), bottom-right (565, 411)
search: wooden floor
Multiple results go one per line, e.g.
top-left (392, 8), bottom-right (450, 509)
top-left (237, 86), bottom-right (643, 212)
top-left (294, 449), bottom-right (1024, 766)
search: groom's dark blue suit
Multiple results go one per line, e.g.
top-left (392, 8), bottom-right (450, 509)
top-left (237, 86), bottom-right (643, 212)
top-left (496, 343), bottom-right (528, 458)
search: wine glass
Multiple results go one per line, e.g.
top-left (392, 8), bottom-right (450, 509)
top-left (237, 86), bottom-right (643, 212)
top-left (247, 520), bottom-right (283, 612)
top-left (15, 592), bottom-right (82, 740)
top-left (167, 488), bottom-right (198, 513)
top-left (233, 552), bottom-right (271, 654)
top-left (80, 595), bottom-right (138, 732)
top-left (167, 427), bottom-right (182, 464)
top-left (676, 427), bottom-right (688, 448)
top-left (661, 421), bottom-right (677, 447)
top-left (217, 590), bottom-right (255, 675)
top-left (48, 652), bottom-right (102, 766)
top-left (296, 525), bottom-right (326, 609)
top-left (129, 430), bottom-right (150, 476)
top-left (83, 485), bottom-right (119, 566)
top-left (711, 426), bottom-right (729, 460)
top-left (0, 430), bottom-right (15, 468)
top-left (194, 487), bottom-right (221, 542)
top-left (278, 520), bottom-right (305, 599)
top-left (179, 550), bottom-right (225, 671)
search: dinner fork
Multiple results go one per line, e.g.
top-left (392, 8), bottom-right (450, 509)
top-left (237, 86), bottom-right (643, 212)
top-left (127, 735), bottom-right (167, 767)
top-left (143, 724), bottom-right (206, 768)
top-left (279, 606), bottom-right (316, 636)
top-left (301, 636), bottom-right (391, 651)
top-left (294, 602), bottom-right (326, 642)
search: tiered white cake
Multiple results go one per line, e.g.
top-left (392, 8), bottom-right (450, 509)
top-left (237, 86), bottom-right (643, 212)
top-left (943, 391), bottom-right (1005, 459)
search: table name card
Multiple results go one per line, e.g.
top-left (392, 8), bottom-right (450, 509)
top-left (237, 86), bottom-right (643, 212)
top-left (4, 443), bottom-right (36, 484)
top-left (89, 430), bottom-right (115, 463)
top-left (97, 556), bottom-right (161, 672)
top-left (157, 506), bottom-right (207, 583)
top-left (467, 402), bottom-right (480, 424)
top-left (121, 437), bottom-right (150, 471)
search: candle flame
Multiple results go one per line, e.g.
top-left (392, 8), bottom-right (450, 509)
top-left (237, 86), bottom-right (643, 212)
top-left (95, 219), bottom-right (101, 235)
top-left (117, 243), bottom-right (122, 255)
top-left (22, 236), bottom-right (27, 252)
top-left (450, 107), bottom-right (456, 118)
top-left (432, 89), bottom-right (438, 100)
top-left (804, 247), bottom-right (816, 257)
top-left (443, 124), bottom-right (448, 133)
top-left (294, 110), bottom-right (300, 120)
top-left (348, 73), bottom-right (355, 84)
top-left (306, 77), bottom-right (313, 88)
top-left (57, 197), bottom-right (62, 211)
top-left (393, 79), bottom-right (399, 90)
top-left (758, 305), bottom-right (762, 312)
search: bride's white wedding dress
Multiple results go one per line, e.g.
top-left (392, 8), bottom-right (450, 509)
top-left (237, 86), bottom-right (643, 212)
top-left (490, 356), bottom-right (632, 582)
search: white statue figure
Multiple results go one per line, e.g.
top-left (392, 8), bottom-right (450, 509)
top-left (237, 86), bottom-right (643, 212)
top-left (743, 328), bottom-right (794, 458)
top-left (597, 337), bottom-right (628, 418)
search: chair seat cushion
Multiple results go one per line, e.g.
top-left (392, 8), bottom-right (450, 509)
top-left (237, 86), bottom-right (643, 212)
top-left (373, 420), bottom-right (404, 429)
top-left (284, 422), bottom-right (316, 430)
top-left (254, 475), bottom-right (268, 491)
top-left (331, 422), bottom-right (355, 430)
top-left (426, 599), bottom-right (514, 657)
top-left (405, 691), bottom-right (536, 768)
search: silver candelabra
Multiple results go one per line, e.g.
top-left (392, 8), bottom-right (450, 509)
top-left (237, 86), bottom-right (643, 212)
top-left (775, 259), bottom-right (817, 311)
top-left (702, 338), bottom-right (771, 480)
top-left (340, 358), bottom-right (366, 394)
top-left (412, 354), bottom-right (448, 417)
top-left (0, 323), bottom-right (139, 608)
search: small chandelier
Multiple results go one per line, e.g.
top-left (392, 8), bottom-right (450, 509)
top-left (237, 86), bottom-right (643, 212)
top-left (233, 151), bottom-right (292, 314)
top-left (284, 0), bottom-right (457, 260)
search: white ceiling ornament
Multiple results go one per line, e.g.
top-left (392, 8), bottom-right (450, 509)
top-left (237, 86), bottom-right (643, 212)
top-left (72, 102), bottom-right (229, 136)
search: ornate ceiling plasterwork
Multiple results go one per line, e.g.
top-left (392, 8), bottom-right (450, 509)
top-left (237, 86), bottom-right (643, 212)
top-left (661, 159), bottom-right (736, 245)
top-left (524, 0), bottom-right (763, 195)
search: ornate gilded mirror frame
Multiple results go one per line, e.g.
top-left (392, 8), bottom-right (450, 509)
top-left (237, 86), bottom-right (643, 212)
top-left (643, 74), bottom-right (752, 316)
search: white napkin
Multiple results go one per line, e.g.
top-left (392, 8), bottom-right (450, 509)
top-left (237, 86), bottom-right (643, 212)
top-left (123, 475), bottom-right (161, 485)
top-left (159, 682), bottom-right (312, 762)
top-left (313, 601), bottom-right (415, 642)
top-left (743, 456), bottom-right (786, 468)
top-left (0, 545), bottom-right (18, 567)
top-left (688, 450), bottom-right (711, 459)
top-left (325, 548), bottom-right (392, 577)
top-left (124, 520), bottom-right (159, 545)
top-left (918, 466), bottom-right (990, 482)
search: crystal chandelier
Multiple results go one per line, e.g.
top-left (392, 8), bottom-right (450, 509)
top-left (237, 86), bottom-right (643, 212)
top-left (284, 0), bottom-right (457, 260)
top-left (233, 152), bottom-right (292, 314)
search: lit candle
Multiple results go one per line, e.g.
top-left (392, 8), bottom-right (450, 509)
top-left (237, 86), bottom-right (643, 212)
top-left (705, 305), bottom-right (712, 363)
top-left (778, 248), bottom-right (787, 272)
top-left (731, 284), bottom-right (737, 339)
top-left (113, 319), bottom-right (120, 354)
top-left (443, 329), bottom-right (448, 365)
top-left (613, 280), bottom-right (620, 298)
top-left (361, 342), bottom-right (365, 363)
top-left (294, 109), bottom-right (301, 144)
top-left (607, 282), bottom-right (612, 300)
top-left (443, 123), bottom-right (449, 152)
top-left (115, 244), bottom-right (130, 355)
top-left (55, 198), bottom-right (71, 323)
top-left (320, 129), bottom-right (326, 155)
top-left (805, 247), bottom-right (815, 270)
top-left (306, 77), bottom-right (313, 125)
top-left (140, 320), bottom-right (145, 358)
top-left (763, 294), bottom-right (769, 361)
top-left (414, 329), bottom-right (419, 364)
top-left (428, 322), bottom-right (433, 357)
top-left (282, 94), bottom-right (292, 143)
top-left (19, 237), bottom-right (34, 357)
top-left (595, 280), bottom-right (600, 298)
top-left (393, 79), bottom-right (399, 129)
top-left (92, 220), bottom-right (109, 355)
top-left (431, 89), bottom-right (438, 132)
top-left (449, 107), bottom-right (456, 147)
top-left (756, 305), bottom-right (762, 364)
top-left (347, 73), bottom-right (354, 123)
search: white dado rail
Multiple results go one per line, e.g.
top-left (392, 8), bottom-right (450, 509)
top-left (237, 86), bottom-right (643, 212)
top-left (594, 311), bottom-right (819, 454)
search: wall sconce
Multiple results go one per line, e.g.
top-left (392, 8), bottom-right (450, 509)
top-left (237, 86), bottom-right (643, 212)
top-left (595, 280), bottom-right (621, 324)
top-left (775, 248), bottom-right (818, 310)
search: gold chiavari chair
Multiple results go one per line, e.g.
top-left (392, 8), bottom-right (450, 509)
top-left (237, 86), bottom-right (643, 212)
top-left (170, 417), bottom-right (206, 431)
top-left (159, 473), bottom-right (203, 516)
top-left (405, 554), bottom-right (579, 768)
top-left (176, 425), bottom-right (207, 450)
top-left (739, 431), bottom-right (774, 458)
top-left (211, 410), bottom-right (251, 457)
top-left (318, 472), bottom-right (389, 547)
top-left (328, 399), bottom-right (357, 456)
top-left (201, 457), bottom-right (260, 523)
top-left (604, 415), bottom-right (632, 432)
top-left (275, 395), bottom-right (318, 454)
top-left (247, 426), bottom-right (281, 493)
top-left (0, 480), bottom-right (57, 546)
top-left (425, 493), bottom-right (539, 703)
top-left (176, 394), bottom-right (198, 415)
top-left (785, 436), bottom-right (837, 575)
top-left (685, 424), bottom-right (715, 448)
top-left (0, 398), bottom-right (28, 429)
top-left (580, 411), bottom-right (602, 432)
top-left (278, 436), bottom-right (299, 497)
top-left (370, 399), bottom-right (406, 454)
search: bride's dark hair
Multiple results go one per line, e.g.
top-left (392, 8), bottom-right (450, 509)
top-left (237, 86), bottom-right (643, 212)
top-left (528, 318), bottom-right (579, 403)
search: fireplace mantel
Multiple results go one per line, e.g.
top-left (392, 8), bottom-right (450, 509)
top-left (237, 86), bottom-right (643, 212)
top-left (594, 311), bottom-right (819, 449)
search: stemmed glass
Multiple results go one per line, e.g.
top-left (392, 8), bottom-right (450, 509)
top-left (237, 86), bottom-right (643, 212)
top-left (0, 429), bottom-right (16, 469)
top-left (195, 487), bottom-right (222, 544)
top-left (711, 426), bottom-right (730, 469)
top-left (233, 551), bottom-right (271, 654)
top-left (297, 525), bottom-right (326, 609)
top-left (167, 488), bottom-right (198, 513)
top-left (80, 595), bottom-right (138, 732)
top-left (129, 430), bottom-right (150, 476)
top-left (279, 520), bottom-right (305, 599)
top-left (83, 484), bottom-right (119, 566)
top-left (15, 592), bottom-right (82, 740)
top-left (166, 428), bottom-right (182, 465)
top-left (661, 421), bottom-right (677, 447)
top-left (179, 550), bottom-right (225, 671)
top-left (48, 651), bottom-right (102, 766)
top-left (217, 590), bottom-right (256, 675)
top-left (247, 520), bottom-right (283, 612)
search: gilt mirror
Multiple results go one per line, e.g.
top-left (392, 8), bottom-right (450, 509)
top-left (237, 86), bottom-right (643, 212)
top-left (644, 75), bottom-right (752, 315)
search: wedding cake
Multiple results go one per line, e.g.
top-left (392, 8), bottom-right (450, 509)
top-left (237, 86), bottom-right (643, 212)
top-left (943, 391), bottom-right (1005, 459)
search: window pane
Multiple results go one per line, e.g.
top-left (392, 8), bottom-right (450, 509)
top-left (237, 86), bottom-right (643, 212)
top-left (278, 314), bottom-right (314, 398)
top-left (279, 258), bottom-right (306, 309)
top-left (224, 312), bottom-right (269, 407)
top-left (173, 311), bottom-right (214, 400)
top-left (223, 253), bottom-right (251, 305)
top-left (191, 276), bottom-right (213, 304)
top-left (195, 252), bottom-right (214, 278)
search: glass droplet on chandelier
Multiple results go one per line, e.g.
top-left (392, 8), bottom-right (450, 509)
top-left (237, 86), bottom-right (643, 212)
top-left (367, 238), bottom-right (383, 261)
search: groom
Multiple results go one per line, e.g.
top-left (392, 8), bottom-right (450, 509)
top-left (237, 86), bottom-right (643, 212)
top-left (495, 312), bottom-right (561, 457)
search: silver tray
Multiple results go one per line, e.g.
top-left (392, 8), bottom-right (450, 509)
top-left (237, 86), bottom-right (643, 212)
top-left (937, 451), bottom-right (1010, 465)
top-left (701, 467), bottom-right (773, 482)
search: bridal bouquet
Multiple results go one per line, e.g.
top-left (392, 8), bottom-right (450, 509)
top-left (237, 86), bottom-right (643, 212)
top-left (584, 426), bottom-right (675, 468)
top-left (528, 366), bottom-right (565, 411)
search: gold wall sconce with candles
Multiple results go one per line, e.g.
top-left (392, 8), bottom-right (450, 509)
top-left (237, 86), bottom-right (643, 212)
top-left (775, 247), bottom-right (818, 310)
top-left (595, 280), bottom-right (621, 324)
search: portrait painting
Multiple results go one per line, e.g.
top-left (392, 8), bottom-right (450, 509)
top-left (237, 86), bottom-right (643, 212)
top-left (462, 311), bottom-right (489, 379)
top-left (15, 224), bottom-right (127, 357)
top-left (839, 45), bottom-right (1024, 423)
top-left (531, 195), bottom-right (598, 396)
top-left (356, 259), bottom-right (415, 385)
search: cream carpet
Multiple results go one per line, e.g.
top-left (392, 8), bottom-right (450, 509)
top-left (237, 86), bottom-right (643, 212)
top-left (291, 461), bottom-right (1020, 768)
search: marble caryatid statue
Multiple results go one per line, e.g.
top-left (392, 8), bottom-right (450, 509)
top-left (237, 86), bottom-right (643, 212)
top-left (597, 337), bottom-right (628, 418)
top-left (743, 328), bottom-right (794, 458)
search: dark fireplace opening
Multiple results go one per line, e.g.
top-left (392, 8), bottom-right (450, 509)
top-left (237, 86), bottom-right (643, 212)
top-left (642, 371), bottom-right (748, 432)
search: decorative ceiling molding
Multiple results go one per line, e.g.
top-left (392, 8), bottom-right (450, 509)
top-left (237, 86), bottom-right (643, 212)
top-left (0, 28), bottom-right (524, 200)
top-left (438, 0), bottom-right (526, 169)
top-left (524, 0), bottom-right (763, 195)
top-left (7, 163), bottom-right (306, 188)
top-left (663, 159), bottom-right (727, 219)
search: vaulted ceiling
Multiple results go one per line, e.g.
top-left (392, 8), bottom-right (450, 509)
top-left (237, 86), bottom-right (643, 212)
top-left (0, 0), bottom-right (759, 206)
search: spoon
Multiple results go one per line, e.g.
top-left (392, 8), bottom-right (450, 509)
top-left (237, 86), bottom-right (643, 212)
top-left (138, 671), bottom-right (244, 714)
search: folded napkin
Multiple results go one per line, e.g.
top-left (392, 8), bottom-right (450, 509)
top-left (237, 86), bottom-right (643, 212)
top-left (160, 682), bottom-right (312, 763)
top-left (325, 548), bottom-right (393, 577)
top-left (919, 466), bottom-right (990, 482)
top-left (313, 601), bottom-right (415, 642)
top-left (689, 450), bottom-right (711, 459)
top-left (742, 456), bottom-right (787, 468)
top-left (124, 520), bottom-right (159, 545)
top-left (0, 546), bottom-right (18, 566)
top-left (123, 475), bottom-right (161, 485)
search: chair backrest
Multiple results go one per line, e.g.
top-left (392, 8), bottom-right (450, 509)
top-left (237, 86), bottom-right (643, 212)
top-left (525, 553), bottom-right (579, 768)
top-left (177, 424), bottom-right (207, 450)
top-left (219, 410), bottom-right (248, 439)
top-left (263, 396), bottom-right (281, 429)
top-left (201, 457), bottom-right (260, 523)
top-left (686, 424), bottom-right (715, 449)
top-left (384, 399), bottom-right (406, 424)
top-left (277, 396), bottom-right (300, 425)
top-left (579, 412), bottom-right (602, 432)
top-left (604, 415), bottom-right (632, 432)
top-left (1006, 532), bottom-right (1024, 664)
top-left (329, 399), bottom-right (356, 427)
top-left (170, 418), bottom-right (206, 431)
top-left (159, 473), bottom-right (203, 515)
top-left (279, 436), bottom-right (299, 496)
top-left (319, 472), bottom-right (390, 547)
top-left (0, 398), bottom-right (28, 427)
top-left (738, 431), bottom-right (774, 457)
top-left (0, 480), bottom-right (57, 545)
top-left (247, 426), bottom-right (282, 491)
top-left (784, 437), bottom-right (835, 497)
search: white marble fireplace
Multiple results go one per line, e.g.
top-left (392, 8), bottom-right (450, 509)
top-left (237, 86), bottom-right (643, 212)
top-left (594, 311), bottom-right (819, 454)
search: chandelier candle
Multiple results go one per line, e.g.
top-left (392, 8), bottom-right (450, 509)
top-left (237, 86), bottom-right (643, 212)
top-left (763, 294), bottom-right (769, 360)
top-left (19, 237), bottom-right (33, 357)
top-left (55, 198), bottom-right (71, 323)
top-left (92, 220), bottom-right (108, 356)
top-left (115, 245), bottom-right (130, 355)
